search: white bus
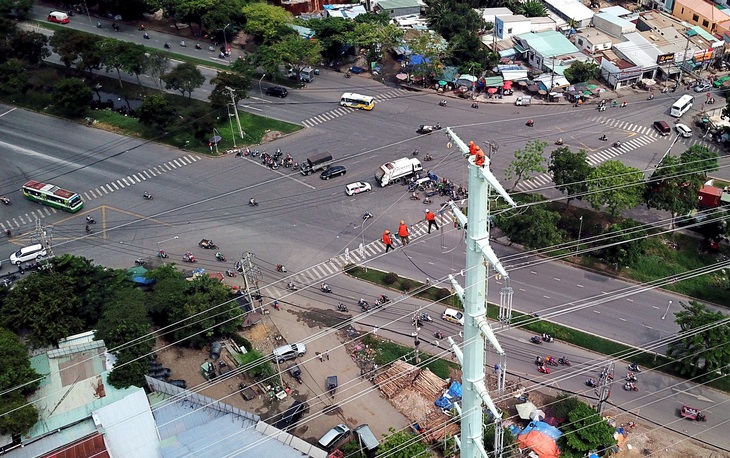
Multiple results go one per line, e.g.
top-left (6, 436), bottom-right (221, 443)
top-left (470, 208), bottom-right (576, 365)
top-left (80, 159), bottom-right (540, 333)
top-left (670, 94), bottom-right (694, 117)
top-left (340, 93), bottom-right (375, 110)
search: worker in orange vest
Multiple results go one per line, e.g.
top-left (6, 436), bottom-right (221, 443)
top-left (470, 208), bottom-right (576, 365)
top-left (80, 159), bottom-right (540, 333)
top-left (475, 148), bottom-right (486, 167)
top-left (468, 140), bottom-right (477, 155)
top-left (382, 230), bottom-right (394, 252)
top-left (425, 209), bottom-right (439, 234)
top-left (397, 220), bottom-right (409, 246)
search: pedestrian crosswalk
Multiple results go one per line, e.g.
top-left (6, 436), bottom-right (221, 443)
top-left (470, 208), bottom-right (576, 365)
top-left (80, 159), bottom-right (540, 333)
top-left (590, 116), bottom-right (662, 138)
top-left (0, 154), bottom-right (200, 233)
top-left (260, 214), bottom-right (452, 300)
top-left (301, 88), bottom-right (413, 127)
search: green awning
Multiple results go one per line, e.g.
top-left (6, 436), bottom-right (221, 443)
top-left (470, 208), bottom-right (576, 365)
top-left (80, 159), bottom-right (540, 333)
top-left (484, 76), bottom-right (504, 87)
top-left (514, 44), bottom-right (527, 53)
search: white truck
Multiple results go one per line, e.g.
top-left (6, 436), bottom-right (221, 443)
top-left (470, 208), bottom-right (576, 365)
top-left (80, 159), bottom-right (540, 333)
top-left (375, 158), bottom-right (423, 187)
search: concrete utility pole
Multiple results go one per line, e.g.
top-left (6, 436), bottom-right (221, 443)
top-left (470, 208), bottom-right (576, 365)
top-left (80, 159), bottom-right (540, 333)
top-left (444, 128), bottom-right (517, 458)
top-left (596, 362), bottom-right (615, 414)
top-left (34, 220), bottom-right (53, 257)
top-left (237, 252), bottom-right (262, 313)
top-left (224, 86), bottom-right (244, 139)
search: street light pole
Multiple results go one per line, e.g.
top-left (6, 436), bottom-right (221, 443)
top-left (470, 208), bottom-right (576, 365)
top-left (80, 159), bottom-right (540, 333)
top-left (225, 86), bottom-right (244, 139)
top-left (223, 23), bottom-right (231, 63)
top-left (662, 300), bottom-right (673, 320)
top-left (576, 216), bottom-right (583, 253)
top-left (259, 74), bottom-right (267, 118)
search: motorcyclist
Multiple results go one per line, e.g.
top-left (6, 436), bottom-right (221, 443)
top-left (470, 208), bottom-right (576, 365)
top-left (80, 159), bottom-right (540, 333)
top-left (439, 99), bottom-right (447, 107)
top-left (180, 40), bottom-right (187, 47)
top-left (85, 225), bottom-right (91, 233)
top-left (535, 356), bottom-right (543, 365)
top-left (86, 215), bottom-right (95, 224)
top-left (143, 191), bottom-right (152, 199)
top-left (599, 134), bottom-right (608, 141)
top-left (556, 138), bottom-right (563, 145)
top-left (0, 196), bottom-right (10, 204)
top-left (613, 140), bottom-right (621, 147)
top-left (527, 119), bottom-right (534, 127)
top-left (249, 198), bottom-right (257, 206)
top-left (143, 32), bottom-right (150, 39)
top-left (216, 252), bottom-right (224, 261)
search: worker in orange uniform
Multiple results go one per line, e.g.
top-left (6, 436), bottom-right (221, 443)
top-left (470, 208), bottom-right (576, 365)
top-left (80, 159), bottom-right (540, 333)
top-left (425, 209), bottom-right (439, 234)
top-left (475, 147), bottom-right (486, 167)
top-left (397, 220), bottom-right (410, 246)
top-left (382, 230), bottom-right (394, 252)
top-left (468, 140), bottom-right (477, 155)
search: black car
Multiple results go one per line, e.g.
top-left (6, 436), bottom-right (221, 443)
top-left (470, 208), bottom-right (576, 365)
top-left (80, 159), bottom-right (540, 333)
top-left (265, 86), bottom-right (288, 98)
top-left (320, 165), bottom-right (346, 180)
top-left (275, 401), bottom-right (307, 430)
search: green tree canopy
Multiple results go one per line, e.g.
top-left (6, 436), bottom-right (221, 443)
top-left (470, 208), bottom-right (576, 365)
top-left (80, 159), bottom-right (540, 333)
top-left (0, 0), bottom-right (33, 18)
top-left (49, 29), bottom-right (102, 74)
top-left (495, 203), bottom-right (562, 249)
top-left (351, 21), bottom-right (402, 64)
top-left (644, 155), bottom-right (705, 227)
top-left (668, 301), bottom-right (730, 378)
top-left (426, 0), bottom-right (483, 41)
top-left (145, 51), bottom-right (172, 90)
top-left (559, 401), bottom-right (616, 456)
top-left (377, 427), bottom-right (430, 457)
top-left (10, 29), bottom-right (50, 66)
top-left (585, 160), bottom-right (643, 216)
top-left (505, 139), bottom-right (548, 191)
top-left (511, 0), bottom-right (548, 17)
top-left (549, 147), bottom-right (592, 208)
top-left (52, 78), bottom-right (93, 117)
top-left (563, 61), bottom-right (600, 84)
top-left (0, 328), bottom-right (41, 395)
top-left (597, 218), bottom-right (648, 268)
top-left (162, 62), bottom-right (205, 98)
top-left (0, 391), bottom-right (39, 436)
top-left (241, 3), bottom-right (293, 44)
top-left (137, 93), bottom-right (178, 130)
top-left (305, 17), bottom-right (355, 62)
top-left (0, 59), bottom-right (31, 95)
top-left (271, 34), bottom-right (323, 78)
top-left (209, 70), bottom-right (252, 110)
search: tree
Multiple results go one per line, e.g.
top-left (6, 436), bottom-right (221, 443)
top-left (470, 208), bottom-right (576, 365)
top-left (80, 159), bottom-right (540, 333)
top-left (137, 94), bottom-right (178, 130)
top-left (426, 0), bottom-right (483, 41)
top-left (146, 51), bottom-right (172, 90)
top-left (511, 0), bottom-right (548, 17)
top-left (549, 147), bottom-right (592, 208)
top-left (644, 155), bottom-right (703, 228)
top-left (306, 17), bottom-right (355, 62)
top-left (551, 394), bottom-right (581, 423)
top-left (96, 0), bottom-right (156, 20)
top-left (100, 39), bottom-right (139, 87)
top-left (559, 401), bottom-right (616, 456)
top-left (0, 392), bottom-right (39, 436)
top-left (351, 21), bottom-right (402, 64)
top-left (405, 30), bottom-right (447, 80)
top-left (48, 29), bottom-right (101, 73)
top-left (0, 0), bottom-right (33, 18)
top-left (1, 271), bottom-right (85, 346)
top-left (241, 3), bottom-right (293, 44)
top-left (11, 30), bottom-right (50, 66)
top-left (585, 160), bottom-right (644, 216)
top-left (0, 328), bottom-right (41, 395)
top-left (668, 301), bottom-right (730, 378)
top-left (52, 78), bottom-right (93, 117)
top-left (377, 427), bottom-right (430, 457)
top-left (494, 204), bottom-right (562, 249)
top-left (597, 218), bottom-right (648, 268)
top-left (201, 0), bottom-right (245, 31)
top-left (564, 60), bottom-right (600, 84)
top-left (0, 59), bottom-right (31, 95)
top-left (505, 139), bottom-right (548, 191)
top-left (162, 62), bottom-right (205, 98)
top-left (680, 144), bottom-right (718, 176)
top-left (209, 71), bottom-right (251, 109)
top-left (247, 44), bottom-right (282, 79)
top-left (271, 34), bottom-right (322, 79)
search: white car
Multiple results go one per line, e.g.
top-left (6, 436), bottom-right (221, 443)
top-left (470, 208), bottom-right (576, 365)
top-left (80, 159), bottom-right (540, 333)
top-left (345, 181), bottom-right (372, 196)
top-left (442, 308), bottom-right (464, 326)
top-left (675, 123), bottom-right (692, 138)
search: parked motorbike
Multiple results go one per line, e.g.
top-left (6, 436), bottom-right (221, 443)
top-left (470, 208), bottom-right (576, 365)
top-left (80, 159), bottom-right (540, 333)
top-left (321, 283), bottom-right (332, 293)
top-left (541, 333), bottom-right (554, 343)
top-left (558, 357), bottom-right (571, 366)
top-left (337, 302), bottom-right (348, 312)
top-left (530, 336), bottom-right (542, 345)
top-left (182, 252), bottom-right (197, 263)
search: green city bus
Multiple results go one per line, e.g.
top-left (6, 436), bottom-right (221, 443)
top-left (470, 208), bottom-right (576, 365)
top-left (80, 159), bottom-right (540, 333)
top-left (22, 180), bottom-right (84, 212)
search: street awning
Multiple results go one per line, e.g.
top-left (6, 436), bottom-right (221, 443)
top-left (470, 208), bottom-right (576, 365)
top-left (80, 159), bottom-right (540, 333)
top-left (483, 76), bottom-right (504, 87)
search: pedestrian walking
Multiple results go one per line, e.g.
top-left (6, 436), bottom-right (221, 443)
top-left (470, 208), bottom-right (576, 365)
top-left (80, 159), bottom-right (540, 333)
top-left (382, 230), bottom-right (394, 252)
top-left (425, 209), bottom-right (439, 233)
top-left (397, 220), bottom-right (409, 245)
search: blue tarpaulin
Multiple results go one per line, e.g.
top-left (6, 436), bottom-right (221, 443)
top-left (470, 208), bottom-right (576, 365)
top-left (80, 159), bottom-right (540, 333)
top-left (519, 421), bottom-right (562, 441)
top-left (409, 54), bottom-right (430, 66)
top-left (447, 381), bottom-right (462, 398)
top-left (434, 397), bottom-right (454, 409)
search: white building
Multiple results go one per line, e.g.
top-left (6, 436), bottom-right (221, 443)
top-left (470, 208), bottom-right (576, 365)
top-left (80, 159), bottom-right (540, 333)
top-left (542, 0), bottom-right (594, 28)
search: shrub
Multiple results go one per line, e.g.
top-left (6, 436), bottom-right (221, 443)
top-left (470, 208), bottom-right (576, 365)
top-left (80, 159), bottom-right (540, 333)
top-left (435, 288), bottom-right (451, 301)
top-left (400, 278), bottom-right (414, 292)
top-left (230, 333), bottom-right (252, 352)
top-left (383, 272), bottom-right (399, 285)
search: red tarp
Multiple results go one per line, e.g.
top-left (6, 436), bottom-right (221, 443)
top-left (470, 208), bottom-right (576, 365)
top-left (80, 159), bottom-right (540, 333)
top-left (517, 430), bottom-right (560, 458)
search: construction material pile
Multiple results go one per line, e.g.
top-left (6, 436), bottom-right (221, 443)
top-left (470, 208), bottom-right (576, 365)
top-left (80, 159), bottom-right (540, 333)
top-left (374, 360), bottom-right (419, 398)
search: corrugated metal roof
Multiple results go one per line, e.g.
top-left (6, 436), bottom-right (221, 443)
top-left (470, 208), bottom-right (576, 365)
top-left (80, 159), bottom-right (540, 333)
top-left (516, 31), bottom-right (580, 57)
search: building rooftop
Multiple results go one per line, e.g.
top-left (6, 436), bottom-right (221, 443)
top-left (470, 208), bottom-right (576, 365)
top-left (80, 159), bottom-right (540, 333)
top-left (574, 28), bottom-right (616, 45)
top-left (599, 5), bottom-right (632, 17)
top-left (594, 11), bottom-right (634, 28)
top-left (542, 0), bottom-right (594, 22)
top-left (516, 30), bottom-right (580, 56)
top-left (376, 0), bottom-right (422, 9)
top-left (674, 0), bottom-right (730, 22)
top-left (614, 32), bottom-right (660, 68)
top-left (500, 14), bottom-right (529, 23)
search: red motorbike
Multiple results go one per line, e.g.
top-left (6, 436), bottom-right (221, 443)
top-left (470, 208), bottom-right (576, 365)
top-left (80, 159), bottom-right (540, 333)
top-left (537, 365), bottom-right (550, 374)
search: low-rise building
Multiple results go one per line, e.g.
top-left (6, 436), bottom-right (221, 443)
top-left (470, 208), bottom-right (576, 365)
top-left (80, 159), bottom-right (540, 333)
top-left (672, 0), bottom-right (730, 35)
top-left (593, 11), bottom-right (637, 38)
top-left (479, 7), bottom-right (513, 24)
top-left (542, 0), bottom-right (594, 28)
top-left (513, 30), bottom-right (583, 72)
top-left (572, 29), bottom-right (615, 55)
top-left (374, 0), bottom-right (423, 18)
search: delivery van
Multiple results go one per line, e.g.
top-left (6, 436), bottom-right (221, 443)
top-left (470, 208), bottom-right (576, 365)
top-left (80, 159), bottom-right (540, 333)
top-left (48, 11), bottom-right (70, 24)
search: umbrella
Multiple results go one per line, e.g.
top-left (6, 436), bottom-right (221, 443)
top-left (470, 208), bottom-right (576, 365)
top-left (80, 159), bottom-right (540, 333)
top-left (396, 73), bottom-right (408, 81)
top-left (439, 80), bottom-right (448, 86)
top-left (487, 87), bottom-right (498, 94)
top-left (518, 81), bottom-right (528, 87)
top-left (458, 74), bottom-right (477, 82)
top-left (503, 81), bottom-right (513, 89)
top-left (641, 79), bottom-right (656, 86)
top-left (209, 135), bottom-right (222, 144)
top-left (527, 84), bottom-right (540, 92)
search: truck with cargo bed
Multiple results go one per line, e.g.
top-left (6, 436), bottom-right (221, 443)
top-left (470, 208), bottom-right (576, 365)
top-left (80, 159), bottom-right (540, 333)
top-left (376, 158), bottom-right (423, 186)
top-left (300, 152), bottom-right (334, 176)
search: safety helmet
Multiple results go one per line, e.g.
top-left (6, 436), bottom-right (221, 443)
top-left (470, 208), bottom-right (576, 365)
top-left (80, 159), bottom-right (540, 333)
top-left (400, 220), bottom-right (405, 224)
top-left (425, 209), bottom-right (430, 212)
top-left (385, 230), bottom-right (390, 234)
top-left (469, 140), bottom-right (474, 145)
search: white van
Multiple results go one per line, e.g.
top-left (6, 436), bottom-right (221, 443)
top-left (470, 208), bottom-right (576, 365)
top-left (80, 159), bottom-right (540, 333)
top-left (353, 424), bottom-right (380, 456)
top-left (10, 244), bottom-right (47, 265)
top-left (48, 11), bottom-right (70, 24)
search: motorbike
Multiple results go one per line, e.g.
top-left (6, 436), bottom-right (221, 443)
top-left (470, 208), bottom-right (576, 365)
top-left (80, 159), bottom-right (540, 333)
top-left (418, 313), bottom-right (433, 323)
top-left (143, 32), bottom-right (150, 39)
top-left (157, 250), bottom-right (168, 259)
top-left (626, 373), bottom-right (637, 382)
top-left (358, 298), bottom-right (369, 309)
top-left (97, 22), bottom-right (103, 28)
top-left (0, 196), bottom-right (10, 205)
top-left (337, 302), bottom-right (348, 312)
top-left (628, 364), bottom-right (641, 373)
top-left (620, 101), bottom-right (628, 107)
top-left (5, 229), bottom-right (11, 237)
top-left (424, 154), bottom-right (433, 161)
top-left (195, 43), bottom-right (202, 50)
top-left (423, 197), bottom-right (432, 204)
top-left (164, 43), bottom-right (171, 49)
top-left (439, 100), bottom-right (447, 107)
top-left (545, 356), bottom-right (558, 366)
top-left (85, 225), bottom-right (92, 234)
top-left (139, 25), bottom-right (146, 30)
top-left (225, 269), bottom-right (236, 277)
top-left (530, 336), bottom-right (542, 345)
top-left (707, 98), bottom-right (716, 104)
top-left (526, 120), bottom-right (534, 127)
top-left (182, 252), bottom-right (197, 263)
top-left (471, 102), bottom-right (479, 109)
top-left (379, 294), bottom-right (390, 304)
top-left (409, 193), bottom-right (420, 200)
top-left (215, 252), bottom-right (226, 262)
top-left (558, 357), bottom-right (571, 366)
top-left (344, 71), bottom-right (351, 78)
top-left (135, 258), bottom-right (146, 266)
top-left (416, 123), bottom-right (442, 134)
top-left (599, 135), bottom-right (608, 141)
top-left (434, 330), bottom-right (445, 339)
top-left (276, 264), bottom-right (287, 273)
top-left (362, 212), bottom-right (373, 220)
top-left (647, 94), bottom-right (654, 100)
top-left (612, 141), bottom-right (621, 147)
top-left (321, 283), bottom-right (332, 293)
top-left (586, 378), bottom-right (597, 387)
top-left (537, 365), bottom-right (550, 374)
top-left (198, 239), bottom-right (217, 250)
top-left (623, 382), bottom-right (638, 391)
top-left (143, 192), bottom-right (153, 200)
top-left (541, 333), bottom-right (554, 343)
top-left (248, 199), bottom-right (259, 207)
top-left (180, 40), bottom-right (187, 47)
top-left (286, 281), bottom-right (297, 291)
